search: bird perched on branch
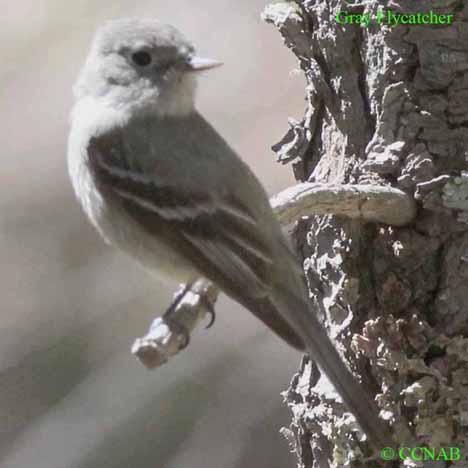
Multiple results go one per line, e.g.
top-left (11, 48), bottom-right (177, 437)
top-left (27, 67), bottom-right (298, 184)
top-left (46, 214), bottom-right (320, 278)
top-left (68, 18), bottom-right (393, 450)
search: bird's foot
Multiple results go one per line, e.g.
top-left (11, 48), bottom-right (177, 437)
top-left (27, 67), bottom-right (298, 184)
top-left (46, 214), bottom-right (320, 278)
top-left (201, 296), bottom-right (216, 329)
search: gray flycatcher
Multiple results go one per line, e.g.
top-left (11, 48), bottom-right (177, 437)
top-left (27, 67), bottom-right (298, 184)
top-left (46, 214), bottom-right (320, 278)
top-left (68, 18), bottom-right (392, 449)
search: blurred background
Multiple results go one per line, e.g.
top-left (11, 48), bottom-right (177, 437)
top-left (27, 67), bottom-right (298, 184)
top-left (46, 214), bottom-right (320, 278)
top-left (1, 1), bottom-right (305, 467)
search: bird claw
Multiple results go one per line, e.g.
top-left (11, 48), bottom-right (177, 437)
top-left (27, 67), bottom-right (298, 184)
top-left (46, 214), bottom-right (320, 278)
top-left (203, 300), bottom-right (216, 329)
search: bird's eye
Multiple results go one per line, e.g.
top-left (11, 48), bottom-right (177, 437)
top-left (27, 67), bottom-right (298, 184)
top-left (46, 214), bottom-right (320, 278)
top-left (131, 51), bottom-right (152, 67)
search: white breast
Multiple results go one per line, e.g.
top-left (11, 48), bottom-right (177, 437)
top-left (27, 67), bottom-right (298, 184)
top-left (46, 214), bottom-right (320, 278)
top-left (67, 97), bottom-right (198, 284)
top-left (67, 98), bottom-right (123, 237)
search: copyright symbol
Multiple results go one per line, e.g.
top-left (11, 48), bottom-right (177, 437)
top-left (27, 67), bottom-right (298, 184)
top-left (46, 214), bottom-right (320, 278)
top-left (380, 447), bottom-right (395, 460)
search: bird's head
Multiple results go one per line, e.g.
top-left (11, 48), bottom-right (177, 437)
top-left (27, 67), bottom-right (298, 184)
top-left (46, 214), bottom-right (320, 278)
top-left (74, 18), bottom-right (222, 117)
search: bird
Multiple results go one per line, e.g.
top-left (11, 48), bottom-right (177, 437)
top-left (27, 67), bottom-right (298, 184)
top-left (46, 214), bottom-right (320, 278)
top-left (67, 18), bottom-right (393, 450)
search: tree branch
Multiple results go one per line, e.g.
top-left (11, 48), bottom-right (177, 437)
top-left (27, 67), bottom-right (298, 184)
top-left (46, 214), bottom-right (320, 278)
top-left (271, 182), bottom-right (417, 229)
top-left (132, 279), bottom-right (218, 369)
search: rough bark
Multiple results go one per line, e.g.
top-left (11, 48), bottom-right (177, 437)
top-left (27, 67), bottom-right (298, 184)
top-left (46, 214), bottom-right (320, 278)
top-left (263, 1), bottom-right (468, 466)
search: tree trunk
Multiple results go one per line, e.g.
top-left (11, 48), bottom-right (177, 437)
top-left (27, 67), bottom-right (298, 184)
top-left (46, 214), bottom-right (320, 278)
top-left (263, 1), bottom-right (468, 466)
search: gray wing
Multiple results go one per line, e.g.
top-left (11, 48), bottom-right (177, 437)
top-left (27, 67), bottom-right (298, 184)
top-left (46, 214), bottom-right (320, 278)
top-left (87, 112), bottom-right (280, 298)
top-left (87, 112), bottom-right (306, 349)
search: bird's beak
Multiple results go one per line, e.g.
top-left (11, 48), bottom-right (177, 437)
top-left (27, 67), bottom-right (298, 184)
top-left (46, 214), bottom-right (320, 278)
top-left (186, 56), bottom-right (223, 72)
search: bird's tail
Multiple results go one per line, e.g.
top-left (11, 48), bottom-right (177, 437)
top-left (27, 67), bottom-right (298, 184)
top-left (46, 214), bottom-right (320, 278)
top-left (265, 285), bottom-right (395, 451)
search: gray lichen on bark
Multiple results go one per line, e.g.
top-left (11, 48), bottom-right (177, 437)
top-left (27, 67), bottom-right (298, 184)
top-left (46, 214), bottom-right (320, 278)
top-left (263, 0), bottom-right (468, 466)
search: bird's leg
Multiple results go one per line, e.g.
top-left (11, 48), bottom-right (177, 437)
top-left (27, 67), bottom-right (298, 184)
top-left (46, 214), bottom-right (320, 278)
top-left (163, 282), bottom-right (195, 348)
top-left (164, 282), bottom-right (194, 318)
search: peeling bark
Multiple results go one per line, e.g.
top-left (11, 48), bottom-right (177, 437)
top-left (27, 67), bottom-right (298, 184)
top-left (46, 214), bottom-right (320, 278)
top-left (264, 1), bottom-right (468, 466)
